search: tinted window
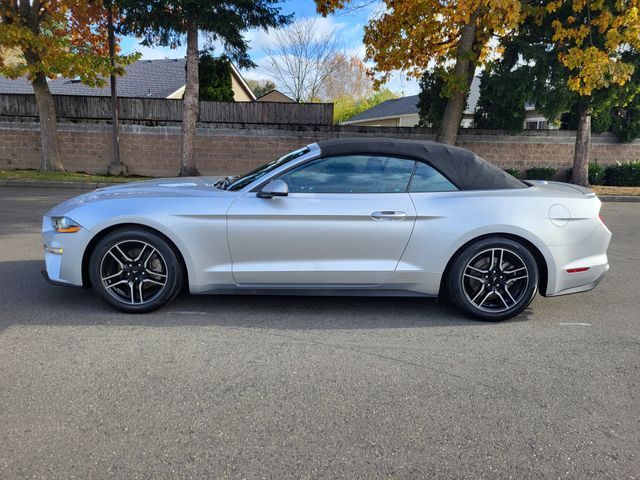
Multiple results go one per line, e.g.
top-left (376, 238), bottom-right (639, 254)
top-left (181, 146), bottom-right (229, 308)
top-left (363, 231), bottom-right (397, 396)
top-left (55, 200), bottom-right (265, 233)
top-left (278, 155), bottom-right (414, 193)
top-left (226, 146), bottom-right (310, 191)
top-left (409, 162), bottom-right (458, 192)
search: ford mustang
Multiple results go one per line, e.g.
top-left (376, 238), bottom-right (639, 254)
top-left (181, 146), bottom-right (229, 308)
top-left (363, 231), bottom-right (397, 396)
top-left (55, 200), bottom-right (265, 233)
top-left (42, 138), bottom-right (611, 320)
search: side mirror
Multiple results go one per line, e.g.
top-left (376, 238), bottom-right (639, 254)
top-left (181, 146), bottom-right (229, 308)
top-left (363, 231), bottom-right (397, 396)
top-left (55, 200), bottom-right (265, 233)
top-left (257, 179), bottom-right (289, 198)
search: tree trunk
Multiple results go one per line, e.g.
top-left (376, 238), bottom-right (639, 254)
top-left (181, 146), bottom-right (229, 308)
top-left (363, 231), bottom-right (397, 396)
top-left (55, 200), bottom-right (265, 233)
top-left (571, 109), bottom-right (591, 187)
top-left (180, 19), bottom-right (201, 177)
top-left (31, 72), bottom-right (64, 172)
top-left (436, 14), bottom-right (479, 145)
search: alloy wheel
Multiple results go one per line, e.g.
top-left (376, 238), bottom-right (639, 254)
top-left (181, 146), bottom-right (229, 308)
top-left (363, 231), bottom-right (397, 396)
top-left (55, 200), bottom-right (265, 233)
top-left (462, 248), bottom-right (530, 313)
top-left (99, 240), bottom-right (168, 305)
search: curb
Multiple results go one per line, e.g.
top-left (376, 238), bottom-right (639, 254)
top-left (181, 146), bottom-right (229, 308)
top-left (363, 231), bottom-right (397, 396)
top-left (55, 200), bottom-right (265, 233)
top-left (598, 195), bottom-right (640, 203)
top-left (1, 179), bottom-right (640, 202)
top-left (0, 179), bottom-right (119, 189)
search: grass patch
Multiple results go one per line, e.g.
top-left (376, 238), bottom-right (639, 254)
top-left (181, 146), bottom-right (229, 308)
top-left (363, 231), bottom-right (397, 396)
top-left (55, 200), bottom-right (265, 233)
top-left (0, 169), bottom-right (149, 184)
top-left (592, 186), bottom-right (640, 196)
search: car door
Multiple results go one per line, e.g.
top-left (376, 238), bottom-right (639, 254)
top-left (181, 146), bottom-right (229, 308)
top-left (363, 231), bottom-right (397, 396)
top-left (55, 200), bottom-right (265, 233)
top-left (227, 154), bottom-right (418, 286)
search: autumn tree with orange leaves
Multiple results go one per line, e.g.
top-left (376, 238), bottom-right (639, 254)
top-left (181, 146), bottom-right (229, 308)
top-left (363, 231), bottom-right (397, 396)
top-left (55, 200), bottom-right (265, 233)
top-left (541, 0), bottom-right (640, 186)
top-left (316, 0), bottom-right (526, 144)
top-left (0, 1), bottom-right (137, 171)
top-left (496, 0), bottom-right (640, 186)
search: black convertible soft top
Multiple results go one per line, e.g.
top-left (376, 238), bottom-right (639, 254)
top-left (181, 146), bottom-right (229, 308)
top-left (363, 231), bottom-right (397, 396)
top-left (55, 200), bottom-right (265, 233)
top-left (317, 138), bottom-right (526, 191)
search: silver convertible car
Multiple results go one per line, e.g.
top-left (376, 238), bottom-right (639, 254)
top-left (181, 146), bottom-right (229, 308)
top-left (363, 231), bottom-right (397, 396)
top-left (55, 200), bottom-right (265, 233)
top-left (42, 138), bottom-right (611, 321)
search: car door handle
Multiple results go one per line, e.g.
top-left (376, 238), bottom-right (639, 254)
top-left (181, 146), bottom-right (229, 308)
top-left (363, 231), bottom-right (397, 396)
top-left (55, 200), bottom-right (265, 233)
top-left (371, 211), bottom-right (407, 221)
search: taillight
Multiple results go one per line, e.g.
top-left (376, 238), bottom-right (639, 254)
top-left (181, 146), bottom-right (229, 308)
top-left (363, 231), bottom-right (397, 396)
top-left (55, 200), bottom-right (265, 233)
top-left (567, 267), bottom-right (590, 274)
top-left (598, 213), bottom-right (606, 225)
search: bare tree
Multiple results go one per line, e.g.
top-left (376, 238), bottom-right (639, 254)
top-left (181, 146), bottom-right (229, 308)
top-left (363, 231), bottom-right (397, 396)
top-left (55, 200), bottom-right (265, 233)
top-left (319, 53), bottom-right (373, 102)
top-left (263, 18), bottom-right (341, 102)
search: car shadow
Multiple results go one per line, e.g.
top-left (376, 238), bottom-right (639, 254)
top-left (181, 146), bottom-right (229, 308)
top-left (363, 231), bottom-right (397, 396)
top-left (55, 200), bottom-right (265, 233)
top-left (0, 260), bottom-right (534, 332)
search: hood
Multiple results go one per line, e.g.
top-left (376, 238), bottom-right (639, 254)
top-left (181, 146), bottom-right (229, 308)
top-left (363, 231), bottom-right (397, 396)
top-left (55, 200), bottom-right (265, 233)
top-left (45, 176), bottom-right (232, 217)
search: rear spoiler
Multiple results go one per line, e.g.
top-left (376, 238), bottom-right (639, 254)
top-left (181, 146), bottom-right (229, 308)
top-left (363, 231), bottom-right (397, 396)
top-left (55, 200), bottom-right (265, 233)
top-left (523, 180), bottom-right (596, 198)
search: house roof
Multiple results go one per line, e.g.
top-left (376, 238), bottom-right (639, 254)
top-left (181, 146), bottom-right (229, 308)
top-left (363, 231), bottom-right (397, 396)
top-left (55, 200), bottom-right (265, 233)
top-left (345, 95), bottom-right (420, 123)
top-left (0, 59), bottom-right (188, 98)
top-left (255, 90), bottom-right (294, 103)
top-left (344, 76), bottom-right (483, 124)
top-left (0, 58), bottom-right (256, 100)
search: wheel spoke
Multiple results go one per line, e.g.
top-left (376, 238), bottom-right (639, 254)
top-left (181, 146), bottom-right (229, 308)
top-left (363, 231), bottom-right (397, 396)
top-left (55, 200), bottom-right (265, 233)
top-left (471, 284), bottom-right (486, 304)
top-left (507, 275), bottom-right (528, 283)
top-left (105, 279), bottom-right (128, 289)
top-left (478, 291), bottom-right (493, 307)
top-left (102, 270), bottom-right (123, 282)
top-left (504, 285), bottom-right (517, 304)
top-left (467, 265), bottom-right (488, 274)
top-left (114, 245), bottom-right (133, 262)
top-left (142, 278), bottom-right (164, 287)
top-left (133, 243), bottom-right (149, 262)
top-left (146, 268), bottom-right (166, 278)
top-left (504, 267), bottom-right (526, 274)
top-left (464, 273), bottom-right (486, 282)
top-left (129, 281), bottom-right (135, 304)
top-left (107, 250), bottom-right (125, 268)
top-left (494, 290), bottom-right (509, 309)
top-left (143, 248), bottom-right (157, 267)
top-left (138, 281), bottom-right (144, 304)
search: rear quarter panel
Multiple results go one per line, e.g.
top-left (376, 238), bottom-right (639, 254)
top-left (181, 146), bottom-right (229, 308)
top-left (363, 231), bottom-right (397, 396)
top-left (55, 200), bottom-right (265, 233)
top-left (397, 185), bottom-right (605, 295)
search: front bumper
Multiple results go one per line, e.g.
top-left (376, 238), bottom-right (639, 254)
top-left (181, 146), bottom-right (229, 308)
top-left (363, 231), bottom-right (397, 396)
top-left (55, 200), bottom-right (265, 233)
top-left (41, 268), bottom-right (82, 287)
top-left (42, 216), bottom-right (94, 287)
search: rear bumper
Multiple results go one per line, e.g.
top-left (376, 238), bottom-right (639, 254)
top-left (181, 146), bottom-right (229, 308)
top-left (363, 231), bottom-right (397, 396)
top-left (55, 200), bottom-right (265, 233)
top-left (546, 262), bottom-right (609, 297)
top-left (544, 221), bottom-right (611, 296)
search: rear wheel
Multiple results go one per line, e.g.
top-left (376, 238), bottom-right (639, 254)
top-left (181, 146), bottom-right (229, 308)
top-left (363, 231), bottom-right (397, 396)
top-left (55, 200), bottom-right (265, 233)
top-left (89, 228), bottom-right (183, 313)
top-left (447, 237), bottom-right (539, 321)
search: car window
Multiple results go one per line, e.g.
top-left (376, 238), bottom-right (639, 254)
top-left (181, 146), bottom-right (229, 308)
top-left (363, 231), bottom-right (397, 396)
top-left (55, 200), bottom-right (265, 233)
top-left (226, 146), bottom-right (310, 191)
top-left (277, 155), bottom-right (415, 193)
top-left (409, 162), bottom-right (458, 192)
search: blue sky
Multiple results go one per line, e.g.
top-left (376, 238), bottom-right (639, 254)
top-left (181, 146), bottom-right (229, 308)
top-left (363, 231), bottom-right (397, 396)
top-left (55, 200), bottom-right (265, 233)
top-left (118, 0), bottom-right (419, 96)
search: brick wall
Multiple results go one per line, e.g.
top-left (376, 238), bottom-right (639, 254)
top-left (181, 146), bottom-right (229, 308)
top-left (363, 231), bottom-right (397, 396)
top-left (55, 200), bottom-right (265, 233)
top-left (1, 121), bottom-right (639, 177)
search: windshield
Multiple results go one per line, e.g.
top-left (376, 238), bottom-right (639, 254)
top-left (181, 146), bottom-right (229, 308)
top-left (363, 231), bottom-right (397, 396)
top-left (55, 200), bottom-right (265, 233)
top-left (223, 146), bottom-right (311, 191)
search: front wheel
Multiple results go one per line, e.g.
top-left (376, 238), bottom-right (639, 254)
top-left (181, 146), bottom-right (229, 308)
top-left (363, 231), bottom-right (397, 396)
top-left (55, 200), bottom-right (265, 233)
top-left (447, 237), bottom-right (539, 321)
top-left (89, 228), bottom-right (183, 313)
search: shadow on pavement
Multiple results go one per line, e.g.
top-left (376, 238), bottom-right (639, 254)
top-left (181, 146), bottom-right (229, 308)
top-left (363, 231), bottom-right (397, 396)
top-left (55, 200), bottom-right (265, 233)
top-left (0, 259), bottom-right (533, 332)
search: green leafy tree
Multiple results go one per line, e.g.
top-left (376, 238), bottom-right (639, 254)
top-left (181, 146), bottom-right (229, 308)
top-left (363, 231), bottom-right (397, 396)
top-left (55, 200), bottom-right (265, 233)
top-left (474, 54), bottom-right (530, 133)
top-left (334, 89), bottom-right (397, 124)
top-left (118, 0), bottom-right (291, 176)
top-left (246, 79), bottom-right (276, 98)
top-left (199, 53), bottom-right (233, 101)
top-left (501, 0), bottom-right (640, 186)
top-left (417, 68), bottom-right (449, 129)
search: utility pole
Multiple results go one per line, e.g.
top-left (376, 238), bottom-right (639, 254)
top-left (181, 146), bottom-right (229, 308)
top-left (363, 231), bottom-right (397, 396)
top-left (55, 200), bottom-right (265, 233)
top-left (107, 1), bottom-right (127, 176)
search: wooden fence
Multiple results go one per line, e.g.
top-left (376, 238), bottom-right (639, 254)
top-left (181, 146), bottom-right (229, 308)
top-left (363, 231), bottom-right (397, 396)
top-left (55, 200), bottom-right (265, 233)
top-left (0, 94), bottom-right (334, 126)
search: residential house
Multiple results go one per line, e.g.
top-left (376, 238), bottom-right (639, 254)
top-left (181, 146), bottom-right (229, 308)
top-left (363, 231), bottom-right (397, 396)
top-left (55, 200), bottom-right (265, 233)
top-left (343, 77), bottom-right (552, 130)
top-left (0, 58), bottom-right (257, 101)
top-left (255, 90), bottom-right (294, 103)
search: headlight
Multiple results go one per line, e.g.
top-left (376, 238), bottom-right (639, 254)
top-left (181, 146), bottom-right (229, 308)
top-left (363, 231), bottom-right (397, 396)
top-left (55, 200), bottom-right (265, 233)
top-left (51, 216), bottom-right (82, 233)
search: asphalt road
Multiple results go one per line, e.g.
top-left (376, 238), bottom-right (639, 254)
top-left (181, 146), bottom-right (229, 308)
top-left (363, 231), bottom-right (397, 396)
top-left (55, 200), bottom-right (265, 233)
top-left (0, 186), bottom-right (638, 479)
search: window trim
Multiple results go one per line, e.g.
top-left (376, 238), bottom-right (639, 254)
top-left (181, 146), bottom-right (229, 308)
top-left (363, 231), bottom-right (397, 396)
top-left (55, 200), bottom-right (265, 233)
top-left (407, 160), bottom-right (459, 193)
top-left (250, 153), bottom-right (460, 194)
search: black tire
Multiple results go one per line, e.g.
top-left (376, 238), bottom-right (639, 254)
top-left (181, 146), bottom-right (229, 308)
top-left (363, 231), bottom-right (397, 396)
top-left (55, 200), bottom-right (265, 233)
top-left (447, 237), bottom-right (539, 321)
top-left (89, 227), bottom-right (183, 313)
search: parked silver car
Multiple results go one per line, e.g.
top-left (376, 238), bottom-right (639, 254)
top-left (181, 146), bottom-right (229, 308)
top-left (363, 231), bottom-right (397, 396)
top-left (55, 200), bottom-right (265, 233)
top-left (42, 138), bottom-right (611, 320)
